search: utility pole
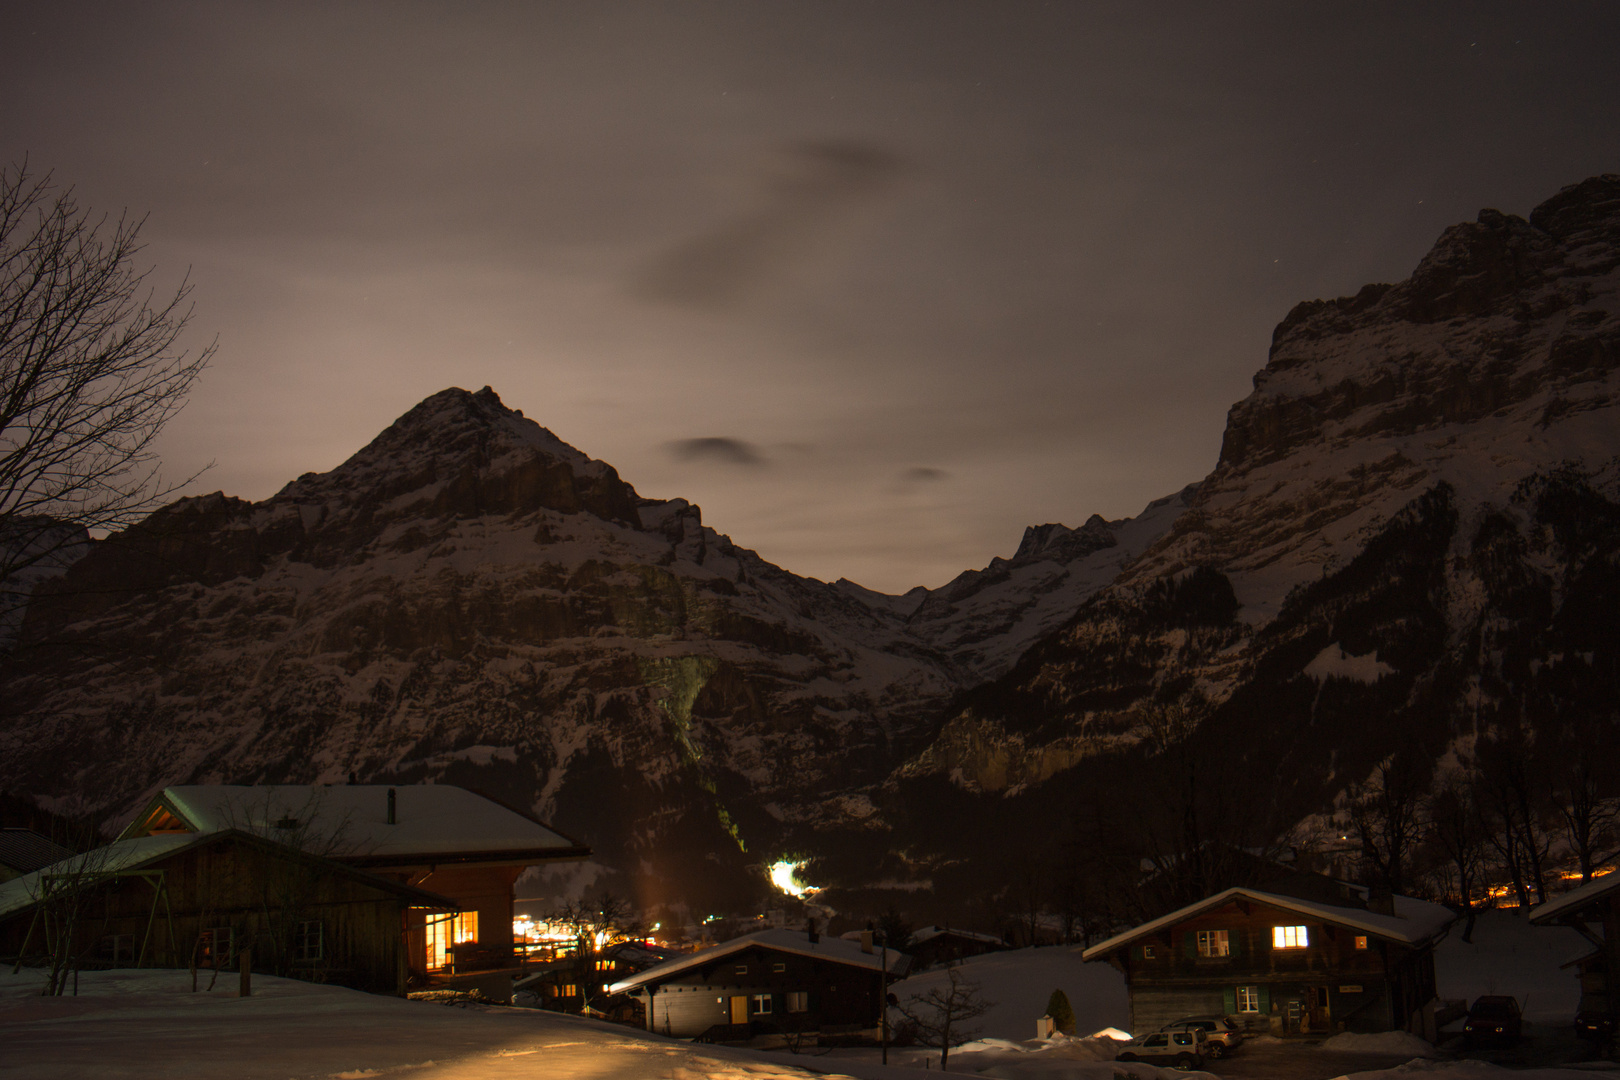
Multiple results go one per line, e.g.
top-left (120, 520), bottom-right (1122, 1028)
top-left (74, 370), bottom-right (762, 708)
top-left (880, 930), bottom-right (889, 1065)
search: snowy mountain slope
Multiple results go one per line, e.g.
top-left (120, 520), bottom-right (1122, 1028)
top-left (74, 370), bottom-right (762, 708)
top-left (892, 174), bottom-right (1620, 824)
top-left (0, 387), bottom-right (973, 911)
top-left (878, 489), bottom-right (1197, 683)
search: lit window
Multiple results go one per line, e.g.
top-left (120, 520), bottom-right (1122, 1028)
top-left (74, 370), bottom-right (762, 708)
top-left (562, 984), bottom-right (578, 997)
top-left (786, 991), bottom-right (809, 1012)
top-left (1197, 930), bottom-right (1230, 957)
top-left (1354, 935), bottom-right (1368, 950)
top-left (200, 927), bottom-right (234, 967)
top-left (1273, 925), bottom-right (1307, 949)
top-left (753, 993), bottom-right (773, 1015)
top-left (735, 964), bottom-right (748, 975)
top-left (1143, 945), bottom-right (1157, 959)
top-left (1237, 985), bottom-right (1260, 1013)
top-left (453, 912), bottom-right (478, 944)
top-left (772, 962), bottom-right (786, 973)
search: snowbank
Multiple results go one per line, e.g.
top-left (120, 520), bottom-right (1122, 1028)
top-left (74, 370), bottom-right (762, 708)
top-left (1319, 1030), bottom-right (1442, 1057)
top-left (886, 946), bottom-right (1129, 1042)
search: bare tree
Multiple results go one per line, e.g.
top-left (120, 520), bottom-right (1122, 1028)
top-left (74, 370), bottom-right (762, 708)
top-left (1426, 772), bottom-right (1487, 940)
top-left (896, 964), bottom-right (995, 1072)
top-left (0, 160), bottom-right (213, 641)
top-left (1347, 757), bottom-right (1428, 897)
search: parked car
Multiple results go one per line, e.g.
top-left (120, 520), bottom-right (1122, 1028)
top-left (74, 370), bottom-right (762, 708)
top-left (1575, 993), bottom-right (1614, 1041)
top-left (1463, 995), bottom-right (1523, 1046)
top-left (1116, 1028), bottom-right (1207, 1069)
top-left (1160, 1016), bottom-right (1244, 1057)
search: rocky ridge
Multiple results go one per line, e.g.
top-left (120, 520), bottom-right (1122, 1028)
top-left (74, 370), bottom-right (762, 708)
top-left (892, 175), bottom-right (1620, 834)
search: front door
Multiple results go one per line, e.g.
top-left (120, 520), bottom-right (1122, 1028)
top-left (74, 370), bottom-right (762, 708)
top-left (1310, 986), bottom-right (1332, 1031)
top-left (730, 996), bottom-right (749, 1024)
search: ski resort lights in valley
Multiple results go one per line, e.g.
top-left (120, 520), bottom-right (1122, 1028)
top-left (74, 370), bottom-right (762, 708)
top-left (769, 859), bottom-right (816, 899)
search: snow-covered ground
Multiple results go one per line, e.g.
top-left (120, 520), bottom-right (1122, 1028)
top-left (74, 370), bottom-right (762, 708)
top-left (886, 946), bottom-right (1130, 1043)
top-left (1434, 909), bottom-right (1589, 1022)
top-left (2, 916), bottom-right (1597, 1080)
top-left (0, 968), bottom-right (838, 1080)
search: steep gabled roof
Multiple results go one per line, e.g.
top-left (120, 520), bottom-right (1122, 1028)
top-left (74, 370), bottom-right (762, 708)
top-left (0, 829), bottom-right (456, 921)
top-left (609, 929), bottom-right (907, 994)
top-left (1529, 871), bottom-right (1620, 925)
top-left (119, 785), bottom-right (589, 866)
top-left (1080, 886), bottom-right (1455, 961)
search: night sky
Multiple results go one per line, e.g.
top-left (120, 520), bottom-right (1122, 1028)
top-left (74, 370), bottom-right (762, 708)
top-left (4, 3), bottom-right (1616, 592)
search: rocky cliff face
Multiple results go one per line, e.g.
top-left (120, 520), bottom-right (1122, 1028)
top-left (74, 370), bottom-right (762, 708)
top-left (894, 175), bottom-right (1620, 836)
top-left (0, 385), bottom-right (1169, 912)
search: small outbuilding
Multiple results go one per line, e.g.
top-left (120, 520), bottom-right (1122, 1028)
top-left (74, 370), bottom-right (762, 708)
top-left (609, 927), bottom-right (909, 1040)
top-left (1082, 877), bottom-right (1454, 1036)
top-left (906, 925), bottom-right (1009, 970)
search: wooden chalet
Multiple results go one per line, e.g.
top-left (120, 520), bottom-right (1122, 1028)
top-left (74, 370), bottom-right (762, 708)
top-left (118, 784), bottom-right (589, 994)
top-left (1530, 872), bottom-right (1620, 1051)
top-left (1082, 876), bottom-right (1454, 1036)
top-left (608, 928), bottom-right (909, 1041)
top-left (513, 939), bottom-right (681, 1023)
top-left (0, 829), bottom-right (453, 994)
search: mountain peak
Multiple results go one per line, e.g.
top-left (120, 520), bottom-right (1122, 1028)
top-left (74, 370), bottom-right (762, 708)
top-left (272, 386), bottom-right (638, 527)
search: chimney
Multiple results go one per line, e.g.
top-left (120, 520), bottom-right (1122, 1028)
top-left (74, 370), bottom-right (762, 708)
top-left (806, 917), bottom-right (819, 945)
top-left (386, 788), bottom-right (396, 825)
top-left (860, 929), bottom-right (874, 954)
top-left (347, 772), bottom-right (357, 785)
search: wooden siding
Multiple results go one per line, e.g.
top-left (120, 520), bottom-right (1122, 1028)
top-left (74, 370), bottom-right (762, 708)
top-left (0, 836), bottom-right (412, 994)
top-left (1109, 898), bottom-right (1432, 1035)
top-left (633, 944), bottom-right (886, 1038)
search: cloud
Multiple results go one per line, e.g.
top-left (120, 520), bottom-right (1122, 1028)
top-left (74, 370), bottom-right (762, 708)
top-left (667, 437), bottom-right (766, 466)
top-left (635, 139), bottom-right (905, 307)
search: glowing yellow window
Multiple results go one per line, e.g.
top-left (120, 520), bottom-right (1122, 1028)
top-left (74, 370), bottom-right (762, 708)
top-left (1354, 935), bottom-right (1368, 950)
top-left (1272, 925), bottom-right (1307, 949)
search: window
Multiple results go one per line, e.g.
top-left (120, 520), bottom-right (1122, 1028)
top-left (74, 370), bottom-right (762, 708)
top-left (595, 959), bottom-right (613, 971)
top-left (735, 964), bottom-right (749, 975)
top-left (1273, 925), bottom-right (1308, 949)
top-left (200, 927), bottom-right (234, 967)
top-left (786, 991), bottom-right (809, 1013)
top-left (753, 993), bottom-right (773, 1015)
top-left (562, 984), bottom-right (578, 997)
top-left (1354, 935), bottom-right (1368, 950)
top-left (99, 934), bottom-right (134, 964)
top-left (1143, 945), bottom-right (1157, 959)
top-left (1197, 929), bottom-right (1230, 957)
top-left (294, 920), bottom-right (324, 963)
top-left (1237, 986), bottom-right (1260, 1013)
top-left (424, 911), bottom-right (479, 971)
top-left (772, 962), bottom-right (786, 973)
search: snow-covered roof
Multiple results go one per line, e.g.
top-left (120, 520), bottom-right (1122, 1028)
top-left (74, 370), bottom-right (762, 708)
top-left (119, 785), bottom-right (588, 866)
top-left (0, 830), bottom-right (456, 922)
top-left (0, 829), bottom-right (75, 874)
top-left (1080, 886), bottom-right (1455, 961)
top-left (0, 835), bottom-right (199, 919)
top-left (609, 929), bottom-right (907, 994)
top-left (1529, 871), bottom-right (1620, 925)
top-left (910, 925), bottom-right (1006, 947)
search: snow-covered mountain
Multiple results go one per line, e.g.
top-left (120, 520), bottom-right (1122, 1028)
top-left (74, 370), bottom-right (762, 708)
top-left (894, 174), bottom-right (1620, 830)
top-left (0, 386), bottom-right (1164, 912)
